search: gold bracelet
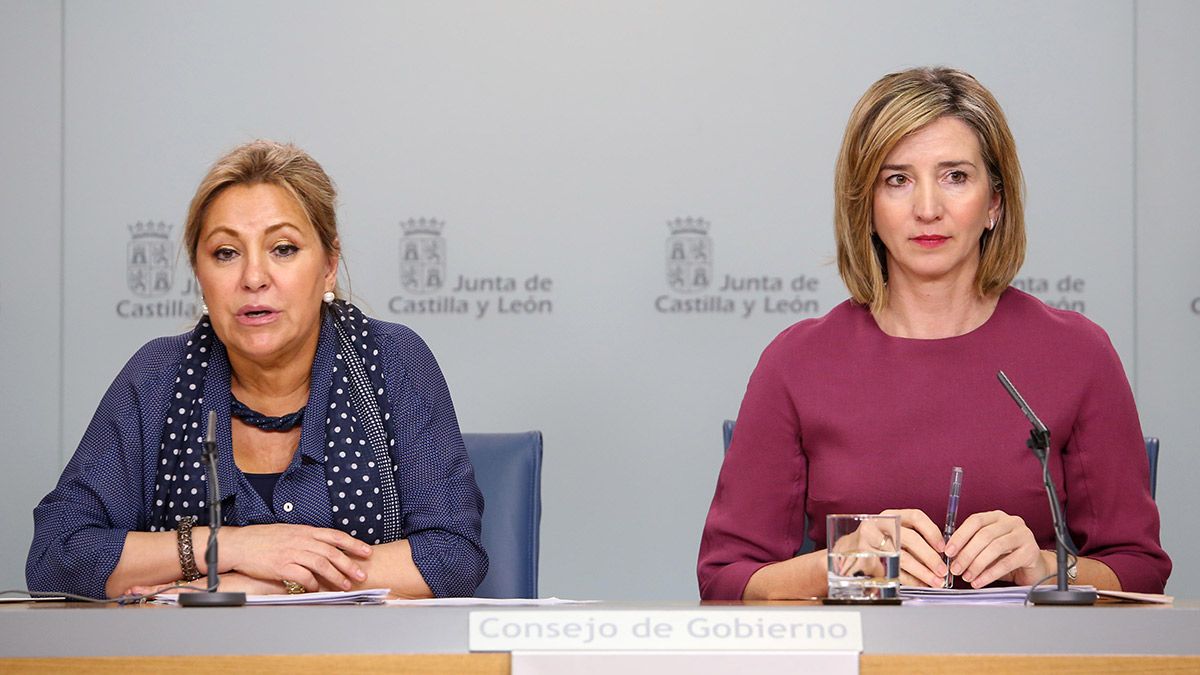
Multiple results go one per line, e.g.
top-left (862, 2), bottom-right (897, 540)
top-left (176, 516), bottom-right (202, 581)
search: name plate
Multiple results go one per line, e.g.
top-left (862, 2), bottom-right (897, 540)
top-left (469, 610), bottom-right (862, 652)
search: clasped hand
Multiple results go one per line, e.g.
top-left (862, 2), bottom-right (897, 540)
top-left (130, 523), bottom-right (374, 597)
top-left (879, 508), bottom-right (1048, 588)
top-left (219, 523), bottom-right (372, 591)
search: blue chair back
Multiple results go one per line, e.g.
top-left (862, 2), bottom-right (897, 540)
top-left (463, 431), bottom-right (543, 598)
top-left (722, 419), bottom-right (735, 454)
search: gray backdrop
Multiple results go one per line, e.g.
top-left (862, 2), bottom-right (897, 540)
top-left (2, 0), bottom-right (1196, 600)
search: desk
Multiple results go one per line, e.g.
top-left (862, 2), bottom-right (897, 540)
top-left (2, 600), bottom-right (1198, 673)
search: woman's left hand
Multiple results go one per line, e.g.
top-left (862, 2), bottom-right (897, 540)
top-left (944, 510), bottom-right (1049, 588)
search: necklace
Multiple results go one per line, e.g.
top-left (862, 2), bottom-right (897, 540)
top-left (230, 395), bottom-right (305, 432)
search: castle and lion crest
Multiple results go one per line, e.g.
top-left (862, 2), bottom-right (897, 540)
top-left (127, 221), bottom-right (174, 298)
top-left (400, 217), bottom-right (446, 294)
top-left (665, 216), bottom-right (712, 293)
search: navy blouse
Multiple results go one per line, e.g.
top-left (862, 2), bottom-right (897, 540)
top-left (26, 314), bottom-right (488, 599)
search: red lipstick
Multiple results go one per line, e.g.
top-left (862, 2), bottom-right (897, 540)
top-left (912, 234), bottom-right (950, 249)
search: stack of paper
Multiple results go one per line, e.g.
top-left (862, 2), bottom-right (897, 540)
top-left (153, 590), bottom-right (600, 607)
top-left (155, 588), bottom-right (391, 605)
top-left (386, 596), bottom-right (596, 606)
top-left (899, 585), bottom-right (1097, 605)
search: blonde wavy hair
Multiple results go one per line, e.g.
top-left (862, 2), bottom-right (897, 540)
top-left (834, 67), bottom-right (1025, 314)
top-left (183, 140), bottom-right (343, 297)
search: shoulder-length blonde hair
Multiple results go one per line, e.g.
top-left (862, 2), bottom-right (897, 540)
top-left (834, 66), bottom-right (1025, 314)
top-left (183, 140), bottom-right (343, 296)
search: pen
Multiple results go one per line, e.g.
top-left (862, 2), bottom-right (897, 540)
top-left (943, 466), bottom-right (963, 589)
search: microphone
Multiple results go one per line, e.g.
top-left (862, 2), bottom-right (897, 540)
top-left (996, 371), bottom-right (1047, 441)
top-left (996, 371), bottom-right (1095, 606)
top-left (179, 410), bottom-right (246, 607)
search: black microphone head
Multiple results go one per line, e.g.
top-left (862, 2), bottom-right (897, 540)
top-left (997, 370), bottom-right (1049, 434)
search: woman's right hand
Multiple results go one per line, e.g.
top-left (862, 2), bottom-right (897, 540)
top-left (201, 524), bottom-right (373, 591)
top-left (879, 508), bottom-right (948, 588)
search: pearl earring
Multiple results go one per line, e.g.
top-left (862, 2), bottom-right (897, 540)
top-left (200, 301), bottom-right (209, 315)
top-left (323, 291), bottom-right (336, 304)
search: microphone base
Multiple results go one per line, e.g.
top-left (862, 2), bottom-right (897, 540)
top-left (178, 591), bottom-right (247, 607)
top-left (1029, 588), bottom-right (1097, 606)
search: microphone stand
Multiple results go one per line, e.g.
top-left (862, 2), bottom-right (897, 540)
top-left (997, 371), bottom-right (1095, 606)
top-left (180, 410), bottom-right (247, 607)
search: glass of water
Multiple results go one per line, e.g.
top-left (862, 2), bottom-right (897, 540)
top-left (826, 514), bottom-right (901, 601)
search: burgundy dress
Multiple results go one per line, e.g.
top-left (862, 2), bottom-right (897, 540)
top-left (698, 288), bottom-right (1170, 599)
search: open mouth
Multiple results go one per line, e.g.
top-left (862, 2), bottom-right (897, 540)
top-left (236, 306), bottom-right (278, 322)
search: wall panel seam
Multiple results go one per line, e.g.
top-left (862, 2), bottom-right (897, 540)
top-left (57, 0), bottom-right (66, 466)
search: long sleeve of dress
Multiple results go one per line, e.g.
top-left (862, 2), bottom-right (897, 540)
top-left (26, 341), bottom-right (175, 598)
top-left (377, 322), bottom-right (488, 597)
top-left (697, 329), bottom-right (806, 600)
top-left (1059, 322), bottom-right (1171, 593)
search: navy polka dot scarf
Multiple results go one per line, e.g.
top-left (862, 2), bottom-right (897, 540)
top-left (149, 300), bottom-right (403, 545)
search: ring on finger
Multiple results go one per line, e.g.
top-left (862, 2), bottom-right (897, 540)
top-left (282, 579), bottom-right (306, 595)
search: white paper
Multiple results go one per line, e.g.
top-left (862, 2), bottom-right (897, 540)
top-left (1096, 589), bottom-right (1173, 604)
top-left (387, 596), bottom-right (599, 606)
top-left (154, 587), bottom-right (390, 605)
top-left (899, 584), bottom-right (1097, 604)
